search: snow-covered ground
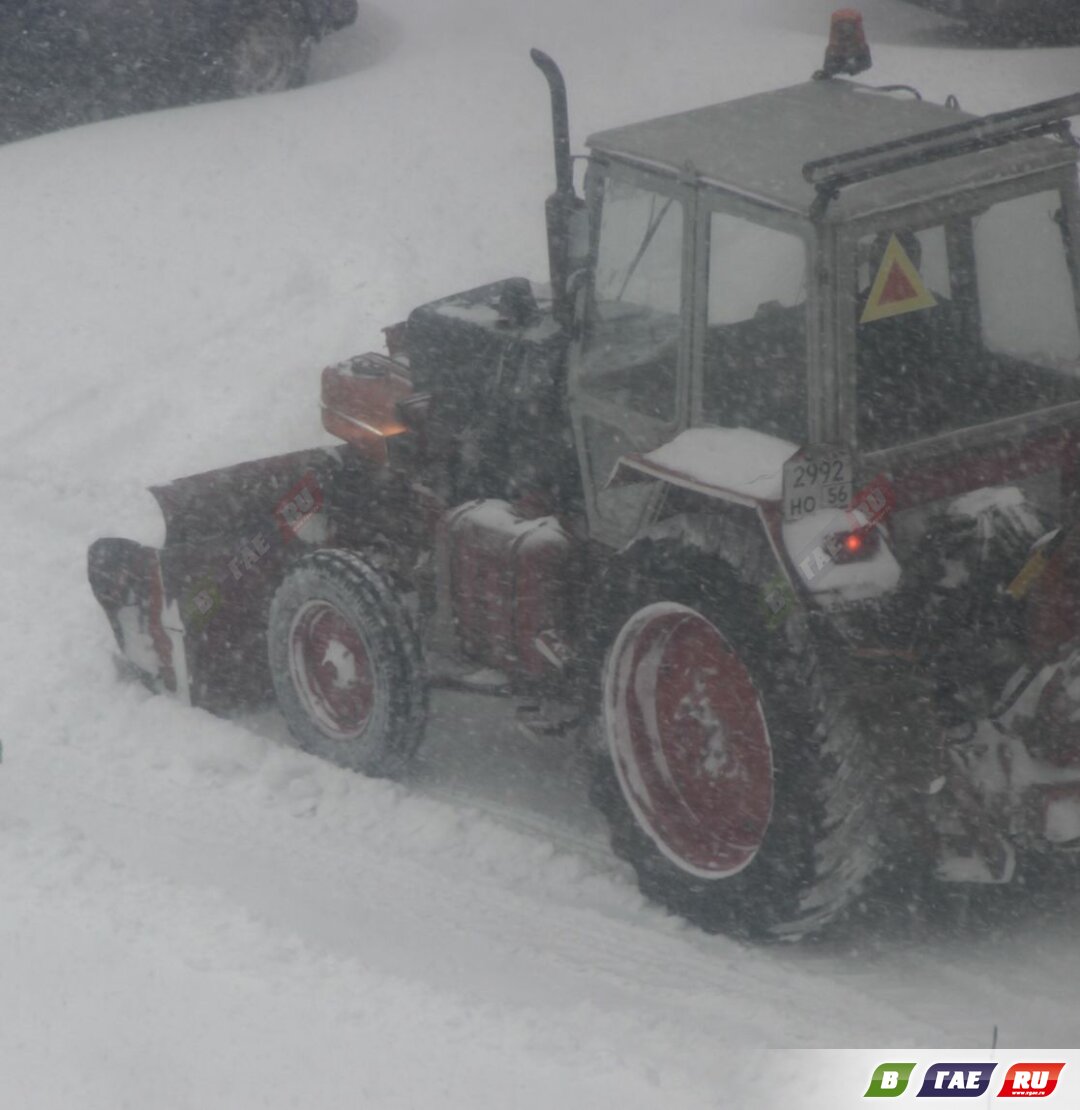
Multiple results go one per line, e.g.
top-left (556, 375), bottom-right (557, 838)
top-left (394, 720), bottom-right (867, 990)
top-left (2, 1), bottom-right (1080, 1106)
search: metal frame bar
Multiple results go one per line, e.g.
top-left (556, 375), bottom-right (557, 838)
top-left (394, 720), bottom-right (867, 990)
top-left (803, 92), bottom-right (1080, 216)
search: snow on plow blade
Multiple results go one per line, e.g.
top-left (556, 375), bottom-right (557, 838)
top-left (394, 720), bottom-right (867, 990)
top-left (88, 446), bottom-right (348, 713)
top-left (88, 537), bottom-right (184, 695)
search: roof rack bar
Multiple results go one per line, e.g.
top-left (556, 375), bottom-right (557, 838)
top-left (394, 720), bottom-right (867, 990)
top-left (803, 91), bottom-right (1080, 214)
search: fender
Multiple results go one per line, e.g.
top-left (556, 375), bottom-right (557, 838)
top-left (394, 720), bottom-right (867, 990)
top-left (609, 427), bottom-right (900, 612)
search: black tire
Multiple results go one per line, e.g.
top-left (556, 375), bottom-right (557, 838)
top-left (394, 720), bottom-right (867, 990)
top-left (268, 549), bottom-right (426, 777)
top-left (589, 540), bottom-right (885, 940)
top-left (229, 11), bottom-right (311, 96)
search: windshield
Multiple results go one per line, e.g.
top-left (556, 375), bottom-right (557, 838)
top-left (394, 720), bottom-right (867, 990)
top-left (593, 177), bottom-right (682, 316)
top-left (855, 189), bottom-right (1080, 451)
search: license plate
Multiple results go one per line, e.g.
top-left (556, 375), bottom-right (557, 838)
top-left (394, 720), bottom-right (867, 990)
top-left (782, 449), bottom-right (853, 522)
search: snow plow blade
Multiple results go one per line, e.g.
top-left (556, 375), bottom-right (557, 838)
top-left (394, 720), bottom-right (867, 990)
top-left (88, 446), bottom-right (349, 713)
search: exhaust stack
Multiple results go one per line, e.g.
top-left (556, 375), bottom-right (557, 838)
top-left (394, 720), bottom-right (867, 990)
top-left (531, 49), bottom-right (587, 331)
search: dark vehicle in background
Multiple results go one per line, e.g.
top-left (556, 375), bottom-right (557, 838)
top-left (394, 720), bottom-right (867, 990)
top-left (0, 0), bottom-right (358, 143)
top-left (902, 0), bottom-right (1080, 40)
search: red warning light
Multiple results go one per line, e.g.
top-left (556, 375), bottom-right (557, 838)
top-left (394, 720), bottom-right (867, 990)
top-left (824, 528), bottom-right (878, 564)
top-left (821, 9), bottom-right (872, 79)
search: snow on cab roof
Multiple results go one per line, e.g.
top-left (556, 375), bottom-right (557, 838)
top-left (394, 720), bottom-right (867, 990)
top-left (586, 78), bottom-right (1078, 220)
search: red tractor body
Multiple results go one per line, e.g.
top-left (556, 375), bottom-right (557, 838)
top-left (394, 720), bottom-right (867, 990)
top-left (89, 26), bottom-right (1080, 937)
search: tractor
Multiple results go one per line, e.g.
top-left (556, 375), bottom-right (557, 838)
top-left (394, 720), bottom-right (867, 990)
top-left (89, 12), bottom-right (1080, 938)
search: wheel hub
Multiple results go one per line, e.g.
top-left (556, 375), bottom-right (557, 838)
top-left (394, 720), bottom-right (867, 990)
top-left (674, 673), bottom-right (732, 780)
top-left (605, 603), bottom-right (774, 878)
top-left (288, 600), bottom-right (376, 740)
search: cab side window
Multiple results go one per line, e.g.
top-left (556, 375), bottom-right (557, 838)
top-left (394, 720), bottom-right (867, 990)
top-left (702, 214), bottom-right (808, 442)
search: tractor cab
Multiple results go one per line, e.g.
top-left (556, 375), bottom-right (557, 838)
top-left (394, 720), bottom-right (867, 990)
top-left (568, 72), bottom-right (1080, 551)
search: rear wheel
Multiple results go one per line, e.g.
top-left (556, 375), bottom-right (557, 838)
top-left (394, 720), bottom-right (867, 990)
top-left (268, 550), bottom-right (426, 777)
top-left (591, 546), bottom-right (884, 939)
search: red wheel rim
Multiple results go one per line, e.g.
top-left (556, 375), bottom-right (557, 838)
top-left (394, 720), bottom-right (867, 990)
top-left (288, 600), bottom-right (377, 740)
top-left (604, 603), bottom-right (773, 878)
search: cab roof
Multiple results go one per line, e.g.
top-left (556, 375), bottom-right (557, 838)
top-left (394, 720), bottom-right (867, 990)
top-left (586, 78), bottom-right (1079, 221)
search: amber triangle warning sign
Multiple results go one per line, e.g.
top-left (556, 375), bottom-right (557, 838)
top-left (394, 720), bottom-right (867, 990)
top-left (860, 234), bottom-right (938, 323)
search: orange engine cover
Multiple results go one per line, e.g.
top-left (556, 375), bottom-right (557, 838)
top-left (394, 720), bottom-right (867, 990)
top-left (442, 499), bottom-right (572, 677)
top-left (321, 352), bottom-right (412, 464)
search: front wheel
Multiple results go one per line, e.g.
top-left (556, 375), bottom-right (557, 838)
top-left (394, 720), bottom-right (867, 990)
top-left (592, 564), bottom-right (884, 940)
top-left (268, 549), bottom-right (426, 777)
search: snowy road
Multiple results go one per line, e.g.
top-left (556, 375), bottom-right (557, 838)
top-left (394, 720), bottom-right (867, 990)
top-left (2, 0), bottom-right (1080, 1106)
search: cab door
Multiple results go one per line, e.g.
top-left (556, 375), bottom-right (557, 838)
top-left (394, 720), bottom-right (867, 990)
top-left (568, 164), bottom-right (695, 547)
